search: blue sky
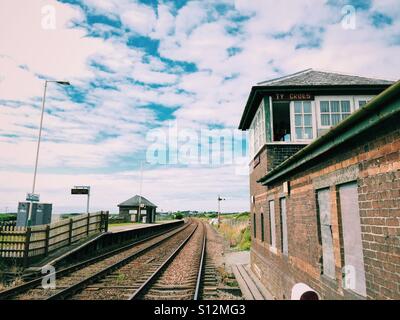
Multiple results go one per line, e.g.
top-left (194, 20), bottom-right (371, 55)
top-left (0, 0), bottom-right (399, 214)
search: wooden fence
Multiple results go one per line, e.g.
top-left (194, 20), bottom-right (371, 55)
top-left (0, 211), bottom-right (109, 266)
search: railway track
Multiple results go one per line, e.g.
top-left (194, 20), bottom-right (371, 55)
top-left (130, 219), bottom-right (207, 300)
top-left (0, 220), bottom-right (193, 300)
top-left (1, 219), bottom-right (212, 300)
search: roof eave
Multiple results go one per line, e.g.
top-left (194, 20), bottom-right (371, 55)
top-left (238, 83), bottom-right (393, 130)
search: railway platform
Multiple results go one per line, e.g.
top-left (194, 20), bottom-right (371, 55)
top-left (23, 220), bottom-right (184, 275)
top-left (108, 220), bottom-right (180, 233)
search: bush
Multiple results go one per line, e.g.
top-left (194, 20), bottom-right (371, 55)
top-left (174, 213), bottom-right (184, 220)
top-left (238, 227), bottom-right (251, 251)
top-left (0, 214), bottom-right (16, 222)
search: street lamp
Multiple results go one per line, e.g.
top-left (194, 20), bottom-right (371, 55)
top-left (26, 80), bottom-right (71, 226)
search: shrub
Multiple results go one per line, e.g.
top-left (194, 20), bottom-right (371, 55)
top-left (0, 214), bottom-right (16, 222)
top-left (174, 213), bottom-right (184, 220)
top-left (238, 227), bottom-right (251, 251)
top-left (216, 219), bottom-right (251, 251)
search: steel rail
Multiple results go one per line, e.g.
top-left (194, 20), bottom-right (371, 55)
top-left (194, 223), bottom-right (206, 300)
top-left (46, 221), bottom-right (196, 300)
top-left (0, 222), bottom-right (189, 300)
top-left (128, 222), bottom-right (200, 300)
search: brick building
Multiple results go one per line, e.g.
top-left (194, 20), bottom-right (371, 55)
top-left (238, 69), bottom-right (399, 300)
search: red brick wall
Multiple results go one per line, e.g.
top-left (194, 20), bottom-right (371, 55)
top-left (249, 117), bottom-right (400, 300)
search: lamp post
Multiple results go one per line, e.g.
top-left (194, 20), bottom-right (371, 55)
top-left (26, 80), bottom-right (71, 226)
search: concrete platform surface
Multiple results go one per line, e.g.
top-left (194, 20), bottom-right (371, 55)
top-left (224, 251), bottom-right (250, 271)
top-left (109, 220), bottom-right (180, 233)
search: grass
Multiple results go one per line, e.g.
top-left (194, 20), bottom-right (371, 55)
top-left (214, 214), bottom-right (251, 251)
top-left (221, 212), bottom-right (250, 221)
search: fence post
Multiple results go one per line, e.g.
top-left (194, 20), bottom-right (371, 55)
top-left (44, 225), bottom-right (50, 256)
top-left (23, 227), bottom-right (31, 268)
top-left (100, 211), bottom-right (104, 232)
top-left (104, 211), bottom-right (109, 233)
top-left (0, 225), bottom-right (3, 253)
top-left (68, 218), bottom-right (73, 245)
top-left (86, 213), bottom-right (90, 236)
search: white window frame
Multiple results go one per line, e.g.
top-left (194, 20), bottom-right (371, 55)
top-left (290, 101), bottom-right (317, 142)
top-left (248, 126), bottom-right (254, 159)
top-left (315, 96), bottom-right (355, 130)
top-left (249, 100), bottom-right (266, 158)
top-left (354, 96), bottom-right (375, 110)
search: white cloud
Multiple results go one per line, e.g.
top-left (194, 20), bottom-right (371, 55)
top-left (120, 2), bottom-right (157, 36)
top-left (0, 0), bottom-right (105, 81)
top-left (0, 56), bottom-right (43, 101)
top-left (151, 3), bottom-right (175, 39)
top-left (174, 1), bottom-right (209, 37)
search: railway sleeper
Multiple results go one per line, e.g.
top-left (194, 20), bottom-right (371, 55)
top-left (144, 293), bottom-right (194, 300)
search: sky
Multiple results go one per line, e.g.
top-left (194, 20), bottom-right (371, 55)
top-left (0, 0), bottom-right (399, 214)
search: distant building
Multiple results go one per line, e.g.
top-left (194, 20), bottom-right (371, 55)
top-left (239, 69), bottom-right (399, 299)
top-left (118, 195), bottom-right (156, 223)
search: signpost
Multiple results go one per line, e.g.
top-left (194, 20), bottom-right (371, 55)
top-left (71, 186), bottom-right (90, 214)
top-left (26, 193), bottom-right (40, 202)
top-left (217, 195), bottom-right (226, 225)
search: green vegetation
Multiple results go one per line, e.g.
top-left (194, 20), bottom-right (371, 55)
top-left (238, 226), bottom-right (251, 251)
top-left (156, 213), bottom-right (176, 221)
top-left (0, 214), bottom-right (16, 222)
top-left (221, 212), bottom-right (249, 220)
top-left (213, 212), bottom-right (251, 251)
top-left (174, 213), bottom-right (184, 220)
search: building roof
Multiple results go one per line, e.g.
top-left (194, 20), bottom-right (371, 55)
top-left (257, 69), bottom-right (393, 86)
top-left (258, 80), bottom-right (400, 186)
top-left (118, 195), bottom-right (157, 208)
top-left (239, 69), bottom-right (395, 130)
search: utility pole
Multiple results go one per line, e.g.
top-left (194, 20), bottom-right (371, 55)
top-left (138, 161), bottom-right (143, 222)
